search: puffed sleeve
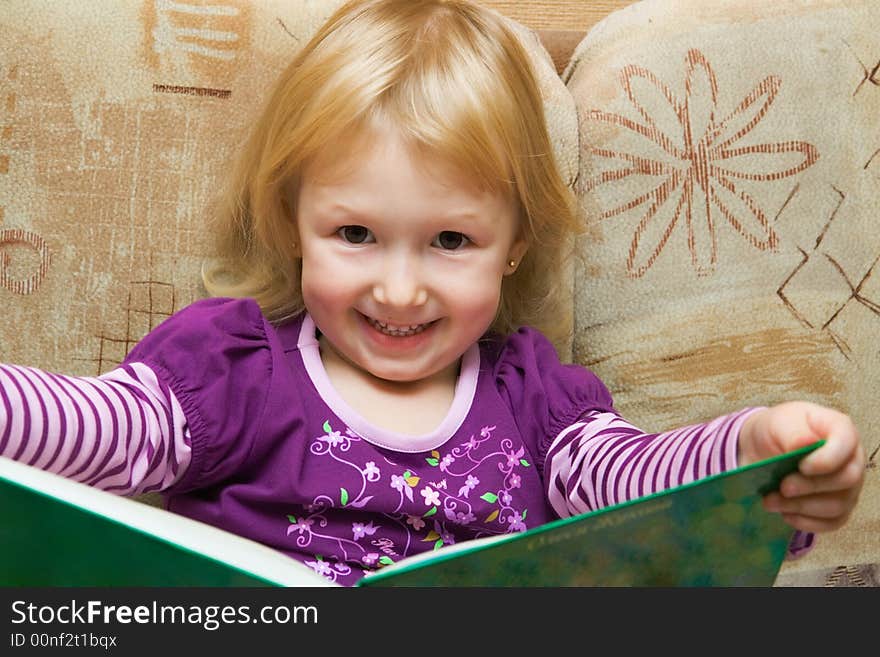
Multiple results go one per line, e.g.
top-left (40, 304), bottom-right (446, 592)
top-left (493, 327), bottom-right (616, 472)
top-left (122, 297), bottom-right (273, 492)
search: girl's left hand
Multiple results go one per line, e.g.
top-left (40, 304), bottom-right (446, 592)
top-left (738, 401), bottom-right (866, 533)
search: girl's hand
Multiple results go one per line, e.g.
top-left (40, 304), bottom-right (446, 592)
top-left (738, 401), bottom-right (866, 533)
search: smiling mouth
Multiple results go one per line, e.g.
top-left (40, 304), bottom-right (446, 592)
top-left (363, 315), bottom-right (435, 337)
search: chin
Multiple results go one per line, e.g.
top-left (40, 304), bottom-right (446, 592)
top-left (360, 353), bottom-right (452, 383)
top-left (365, 365), bottom-right (431, 384)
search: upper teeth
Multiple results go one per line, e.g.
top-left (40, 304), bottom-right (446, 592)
top-left (376, 321), bottom-right (422, 331)
top-left (367, 317), bottom-right (430, 336)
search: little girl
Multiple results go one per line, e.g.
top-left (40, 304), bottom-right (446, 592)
top-left (0, 0), bottom-right (865, 586)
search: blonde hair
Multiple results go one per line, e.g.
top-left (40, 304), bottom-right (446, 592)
top-left (202, 0), bottom-right (580, 351)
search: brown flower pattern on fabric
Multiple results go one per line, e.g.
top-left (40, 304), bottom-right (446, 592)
top-left (583, 49), bottom-right (819, 278)
top-left (0, 229), bottom-right (50, 295)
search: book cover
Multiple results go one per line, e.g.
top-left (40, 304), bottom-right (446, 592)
top-left (1, 440), bottom-right (821, 587)
top-left (0, 457), bottom-right (332, 587)
top-left (358, 440), bottom-right (824, 587)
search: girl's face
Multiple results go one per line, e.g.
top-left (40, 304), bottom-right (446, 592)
top-left (295, 125), bottom-right (527, 385)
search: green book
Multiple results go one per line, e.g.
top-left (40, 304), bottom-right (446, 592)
top-left (0, 441), bottom-right (821, 587)
top-left (0, 457), bottom-right (331, 587)
top-left (362, 440), bottom-right (823, 587)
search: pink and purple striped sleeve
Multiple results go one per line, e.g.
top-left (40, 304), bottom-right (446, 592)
top-left (0, 362), bottom-right (191, 495)
top-left (545, 408), bottom-right (751, 516)
top-left (544, 407), bottom-right (813, 557)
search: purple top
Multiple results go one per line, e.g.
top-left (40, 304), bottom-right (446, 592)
top-left (124, 297), bottom-right (616, 585)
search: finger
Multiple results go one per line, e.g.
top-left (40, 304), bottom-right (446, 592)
top-left (798, 414), bottom-right (860, 476)
top-left (778, 511), bottom-right (850, 534)
top-left (779, 457), bottom-right (865, 497)
top-left (763, 489), bottom-right (857, 519)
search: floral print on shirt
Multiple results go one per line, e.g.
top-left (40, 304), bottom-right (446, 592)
top-left (285, 420), bottom-right (533, 584)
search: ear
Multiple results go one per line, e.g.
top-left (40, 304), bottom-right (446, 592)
top-left (505, 236), bottom-right (529, 275)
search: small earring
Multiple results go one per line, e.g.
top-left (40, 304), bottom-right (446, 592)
top-left (508, 259), bottom-right (516, 269)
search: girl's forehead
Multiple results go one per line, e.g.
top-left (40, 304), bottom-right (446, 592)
top-left (303, 124), bottom-right (479, 192)
top-left (298, 127), bottom-right (520, 227)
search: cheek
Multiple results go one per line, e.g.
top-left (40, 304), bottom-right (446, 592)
top-left (440, 265), bottom-right (505, 314)
top-left (300, 252), bottom-right (360, 312)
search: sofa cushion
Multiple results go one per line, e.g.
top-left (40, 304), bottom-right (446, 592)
top-left (565, 0), bottom-right (879, 583)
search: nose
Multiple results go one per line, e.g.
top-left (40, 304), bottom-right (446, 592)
top-left (372, 251), bottom-right (428, 309)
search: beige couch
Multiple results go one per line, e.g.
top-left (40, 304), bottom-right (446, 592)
top-left (1, 0), bottom-right (877, 586)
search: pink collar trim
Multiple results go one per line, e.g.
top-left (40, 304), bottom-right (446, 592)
top-left (297, 313), bottom-right (479, 453)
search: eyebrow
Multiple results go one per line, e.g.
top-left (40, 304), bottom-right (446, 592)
top-left (325, 203), bottom-right (483, 222)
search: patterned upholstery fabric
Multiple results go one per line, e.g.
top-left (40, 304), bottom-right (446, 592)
top-left (566, 0), bottom-right (878, 585)
top-left (1, 0), bottom-right (876, 585)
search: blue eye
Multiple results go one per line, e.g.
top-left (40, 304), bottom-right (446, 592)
top-left (338, 225), bottom-right (373, 244)
top-left (433, 231), bottom-right (469, 250)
